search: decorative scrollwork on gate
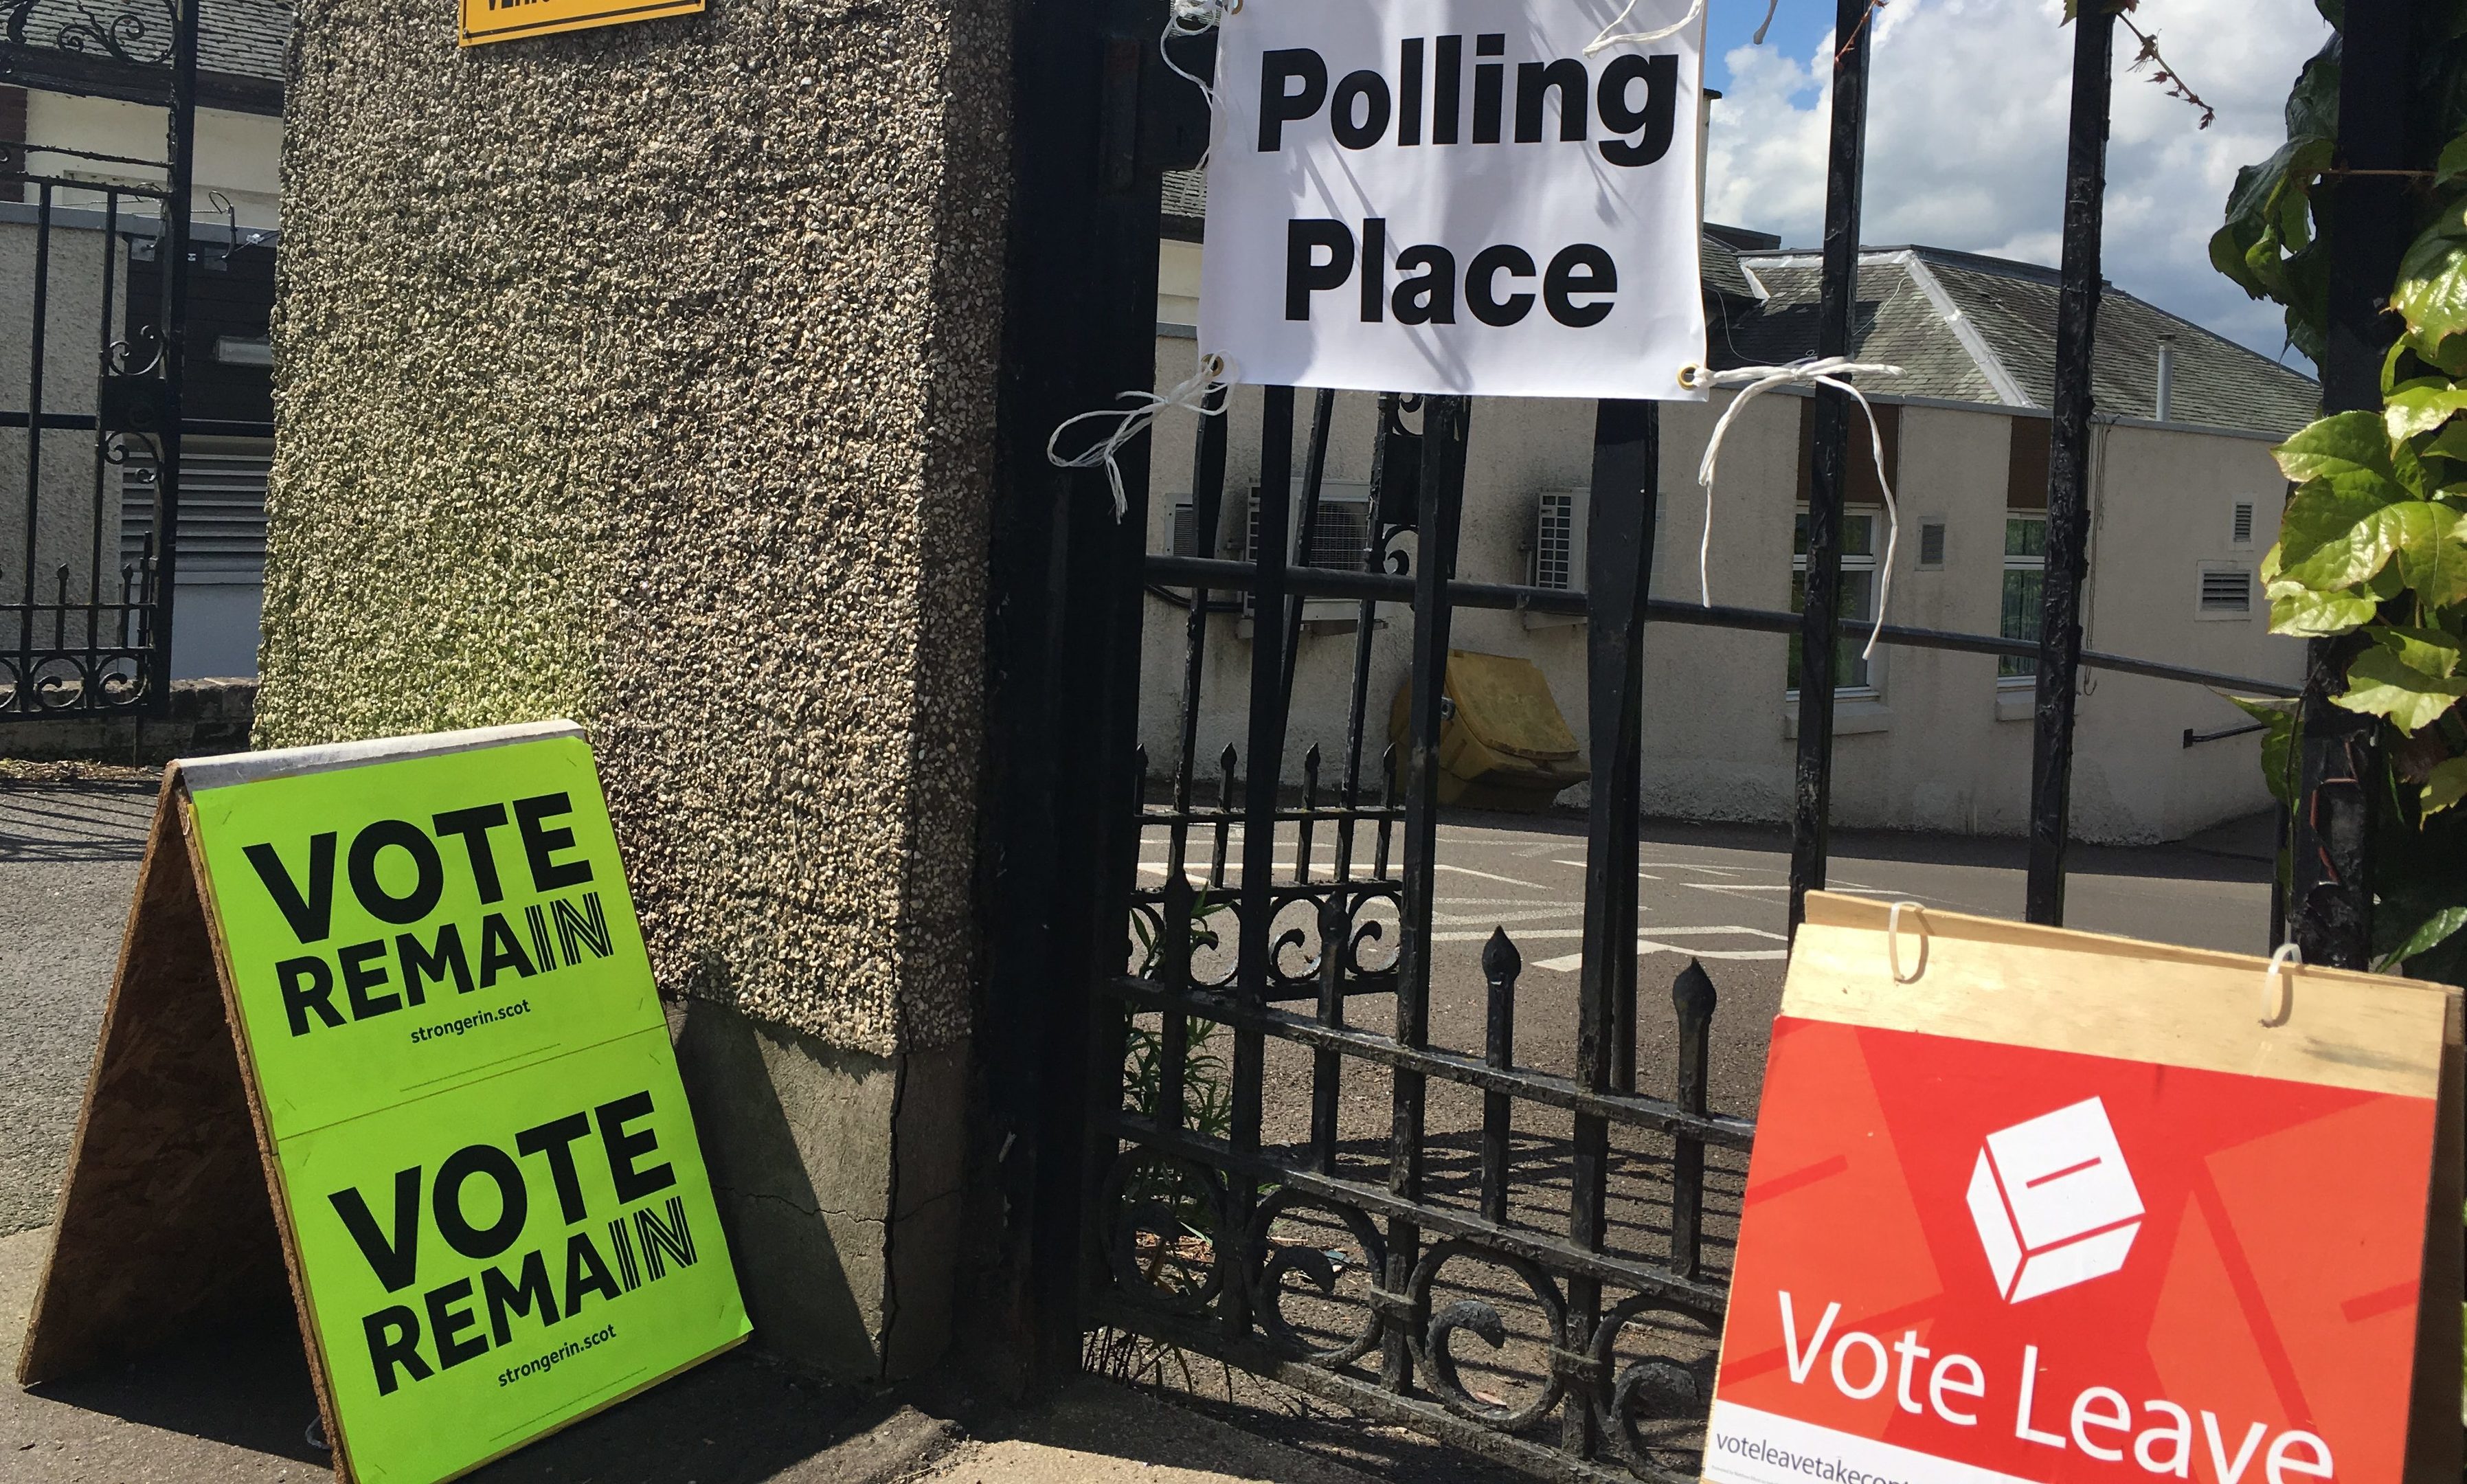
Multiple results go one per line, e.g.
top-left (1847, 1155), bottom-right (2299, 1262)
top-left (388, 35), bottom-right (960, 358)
top-left (5, 0), bottom-right (179, 67)
top-left (1246, 1187), bottom-right (1384, 1368)
top-left (1590, 1293), bottom-right (1724, 1476)
top-left (1408, 1237), bottom-right (1570, 1432)
top-left (1100, 1147), bottom-right (1228, 1320)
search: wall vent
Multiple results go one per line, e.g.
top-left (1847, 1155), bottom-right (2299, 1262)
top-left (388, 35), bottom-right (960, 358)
top-left (2231, 501), bottom-right (2254, 544)
top-left (2198, 567), bottom-right (2253, 615)
top-left (1917, 519), bottom-right (1948, 569)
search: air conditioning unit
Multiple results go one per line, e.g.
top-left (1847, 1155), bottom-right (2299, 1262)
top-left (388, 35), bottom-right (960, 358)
top-left (1163, 497), bottom-right (1224, 559)
top-left (1243, 480), bottom-right (1373, 629)
top-left (1525, 488), bottom-right (1589, 629)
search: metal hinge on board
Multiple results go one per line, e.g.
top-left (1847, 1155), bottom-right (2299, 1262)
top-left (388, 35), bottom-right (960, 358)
top-left (1097, 27), bottom-right (1213, 194)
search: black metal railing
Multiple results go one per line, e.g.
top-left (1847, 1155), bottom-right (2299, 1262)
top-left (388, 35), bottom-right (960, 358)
top-left (0, 0), bottom-right (200, 721)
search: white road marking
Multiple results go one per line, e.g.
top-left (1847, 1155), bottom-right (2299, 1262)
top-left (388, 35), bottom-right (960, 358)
top-left (1553, 860), bottom-right (1663, 880)
top-left (1433, 908), bottom-right (1588, 925)
top-left (1434, 863), bottom-right (1548, 888)
top-left (1527, 925), bottom-right (1790, 971)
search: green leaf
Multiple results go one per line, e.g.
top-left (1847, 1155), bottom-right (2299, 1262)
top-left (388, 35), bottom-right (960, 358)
top-left (2391, 500), bottom-right (2467, 608)
top-left (2389, 379), bottom-right (2467, 440)
top-left (2271, 586), bottom-right (2378, 636)
top-left (2335, 647), bottom-right (2467, 733)
top-left (2427, 420), bottom-right (2467, 468)
top-left (2440, 131), bottom-right (2467, 188)
top-left (2224, 694), bottom-right (2303, 807)
top-left (2378, 905), bottom-right (2467, 973)
top-left (2426, 756), bottom-right (2467, 816)
top-left (2276, 473), bottom-right (2411, 589)
top-left (2395, 210), bottom-right (2467, 372)
top-left (2274, 411), bottom-right (2397, 484)
top-left (2374, 624), bottom-right (2466, 678)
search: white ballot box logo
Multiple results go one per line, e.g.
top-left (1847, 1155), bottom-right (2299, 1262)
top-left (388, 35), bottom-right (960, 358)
top-left (1964, 1097), bottom-right (2144, 1303)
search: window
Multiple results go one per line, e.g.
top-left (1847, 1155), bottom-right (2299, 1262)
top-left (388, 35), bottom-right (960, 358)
top-left (2231, 501), bottom-right (2255, 544)
top-left (1999, 515), bottom-right (2047, 682)
top-left (2198, 565), bottom-right (2253, 618)
top-left (1789, 508), bottom-right (1880, 695)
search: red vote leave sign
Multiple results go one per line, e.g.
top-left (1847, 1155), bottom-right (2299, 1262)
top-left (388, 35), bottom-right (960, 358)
top-left (1706, 1017), bottom-right (2439, 1484)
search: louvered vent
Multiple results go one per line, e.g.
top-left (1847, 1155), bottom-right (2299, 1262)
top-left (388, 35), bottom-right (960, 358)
top-left (1169, 502), bottom-right (1204, 557)
top-left (2199, 568), bottom-right (2253, 613)
top-left (120, 447), bottom-right (270, 579)
top-left (2231, 502), bottom-right (2254, 543)
top-left (1533, 491), bottom-right (1577, 590)
top-left (1918, 520), bottom-right (1947, 568)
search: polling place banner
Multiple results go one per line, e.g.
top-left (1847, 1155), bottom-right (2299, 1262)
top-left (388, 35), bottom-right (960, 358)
top-left (17, 721), bottom-right (749, 1484)
top-left (1706, 892), bottom-right (2464, 1484)
top-left (1198, 0), bottom-right (1709, 398)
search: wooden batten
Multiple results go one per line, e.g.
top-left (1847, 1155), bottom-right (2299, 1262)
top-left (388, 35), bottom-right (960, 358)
top-left (1788, 890), bottom-right (2460, 1098)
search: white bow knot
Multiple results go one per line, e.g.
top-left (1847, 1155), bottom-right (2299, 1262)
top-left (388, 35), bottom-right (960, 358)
top-left (1689, 357), bottom-right (1907, 662)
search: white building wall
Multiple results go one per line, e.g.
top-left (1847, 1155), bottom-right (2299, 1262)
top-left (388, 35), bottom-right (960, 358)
top-left (1139, 335), bottom-right (2303, 844)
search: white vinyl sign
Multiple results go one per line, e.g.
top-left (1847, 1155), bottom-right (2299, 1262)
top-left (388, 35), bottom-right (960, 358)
top-left (1198, 0), bottom-right (1709, 401)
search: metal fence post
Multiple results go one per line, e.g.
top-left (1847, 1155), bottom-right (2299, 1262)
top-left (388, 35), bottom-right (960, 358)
top-left (2293, 0), bottom-right (2417, 967)
top-left (2023, 1), bottom-right (2114, 925)
top-left (1788, 0), bottom-right (1874, 934)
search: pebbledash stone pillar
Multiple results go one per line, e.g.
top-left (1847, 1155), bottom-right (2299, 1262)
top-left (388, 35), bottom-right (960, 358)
top-left (258, 0), bottom-right (1008, 1380)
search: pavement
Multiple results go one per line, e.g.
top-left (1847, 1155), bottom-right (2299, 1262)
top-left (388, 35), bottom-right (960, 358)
top-left (0, 772), bottom-right (2271, 1481)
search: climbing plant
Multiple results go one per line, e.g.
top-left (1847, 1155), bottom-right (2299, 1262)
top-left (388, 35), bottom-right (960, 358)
top-left (2211, 0), bottom-right (2467, 980)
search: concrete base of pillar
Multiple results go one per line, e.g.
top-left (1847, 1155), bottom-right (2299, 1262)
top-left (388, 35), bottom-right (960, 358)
top-left (672, 1002), bottom-right (967, 1382)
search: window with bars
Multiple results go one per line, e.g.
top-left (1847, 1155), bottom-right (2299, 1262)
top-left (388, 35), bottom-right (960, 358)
top-left (1999, 515), bottom-right (2047, 682)
top-left (1788, 508), bottom-right (1880, 695)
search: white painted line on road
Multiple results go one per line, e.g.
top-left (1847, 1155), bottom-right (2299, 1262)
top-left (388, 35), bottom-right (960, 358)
top-left (1549, 859), bottom-right (1667, 881)
top-left (1434, 908), bottom-right (1587, 925)
top-left (1434, 864), bottom-right (1548, 888)
top-left (1520, 925), bottom-right (1789, 971)
top-left (1637, 862), bottom-right (1746, 875)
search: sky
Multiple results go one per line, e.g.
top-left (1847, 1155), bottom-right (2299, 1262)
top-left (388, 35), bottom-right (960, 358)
top-left (1697, 0), bottom-right (2331, 370)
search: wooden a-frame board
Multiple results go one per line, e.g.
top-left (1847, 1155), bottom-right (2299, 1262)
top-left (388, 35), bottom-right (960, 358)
top-left (1781, 892), bottom-right (2467, 1483)
top-left (16, 765), bottom-right (353, 1472)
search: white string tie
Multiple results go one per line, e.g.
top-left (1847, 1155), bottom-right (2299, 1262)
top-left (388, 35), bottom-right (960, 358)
top-left (2262, 943), bottom-right (2301, 1027)
top-left (1685, 357), bottom-right (1906, 662)
top-left (1585, 0), bottom-right (1704, 54)
top-left (1162, 0), bottom-right (1237, 166)
top-left (1047, 352), bottom-right (1237, 520)
top-left (1885, 900), bottom-right (1926, 983)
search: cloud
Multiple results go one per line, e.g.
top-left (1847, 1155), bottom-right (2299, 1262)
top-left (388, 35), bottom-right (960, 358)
top-left (1704, 0), bottom-right (2329, 368)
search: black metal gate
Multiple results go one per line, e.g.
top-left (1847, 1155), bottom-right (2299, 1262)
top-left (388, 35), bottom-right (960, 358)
top-left (982, 0), bottom-right (2413, 1477)
top-left (0, 0), bottom-right (199, 719)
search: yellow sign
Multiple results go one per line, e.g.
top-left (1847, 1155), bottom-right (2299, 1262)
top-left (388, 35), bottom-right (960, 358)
top-left (458, 0), bottom-right (701, 47)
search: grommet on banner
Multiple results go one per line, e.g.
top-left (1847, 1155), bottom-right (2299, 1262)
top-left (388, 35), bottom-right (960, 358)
top-left (2262, 943), bottom-right (2301, 1027)
top-left (1886, 900), bottom-right (1926, 983)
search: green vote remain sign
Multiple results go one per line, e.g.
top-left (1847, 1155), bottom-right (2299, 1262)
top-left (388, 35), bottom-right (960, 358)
top-left (16, 721), bottom-right (750, 1484)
